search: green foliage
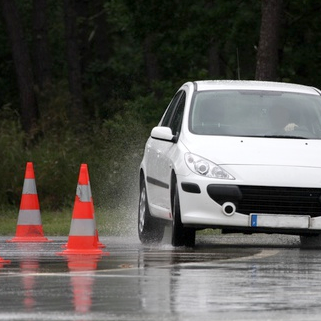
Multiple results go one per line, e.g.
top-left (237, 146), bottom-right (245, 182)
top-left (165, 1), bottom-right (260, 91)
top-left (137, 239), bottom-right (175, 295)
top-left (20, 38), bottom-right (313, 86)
top-left (0, 207), bottom-right (18, 235)
top-left (0, 107), bottom-right (26, 206)
top-left (0, 86), bottom-right (151, 212)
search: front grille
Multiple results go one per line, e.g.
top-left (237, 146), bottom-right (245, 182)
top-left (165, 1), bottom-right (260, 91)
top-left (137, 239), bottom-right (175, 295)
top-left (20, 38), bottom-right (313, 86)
top-left (238, 186), bottom-right (321, 217)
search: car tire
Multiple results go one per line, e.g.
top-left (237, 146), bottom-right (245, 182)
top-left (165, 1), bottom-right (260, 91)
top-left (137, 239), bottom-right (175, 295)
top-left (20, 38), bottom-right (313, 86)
top-left (138, 179), bottom-right (165, 244)
top-left (300, 234), bottom-right (321, 249)
top-left (172, 181), bottom-right (196, 247)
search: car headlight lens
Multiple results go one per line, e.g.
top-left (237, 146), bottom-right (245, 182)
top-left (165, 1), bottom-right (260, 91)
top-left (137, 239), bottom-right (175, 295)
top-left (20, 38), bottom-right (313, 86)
top-left (185, 153), bottom-right (235, 180)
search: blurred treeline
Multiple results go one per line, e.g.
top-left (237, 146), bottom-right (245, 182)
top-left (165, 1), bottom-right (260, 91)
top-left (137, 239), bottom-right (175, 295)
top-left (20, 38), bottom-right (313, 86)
top-left (0, 0), bottom-right (320, 210)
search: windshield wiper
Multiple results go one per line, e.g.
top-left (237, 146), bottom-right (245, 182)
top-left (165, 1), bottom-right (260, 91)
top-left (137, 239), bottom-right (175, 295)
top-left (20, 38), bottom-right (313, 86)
top-left (264, 135), bottom-right (308, 139)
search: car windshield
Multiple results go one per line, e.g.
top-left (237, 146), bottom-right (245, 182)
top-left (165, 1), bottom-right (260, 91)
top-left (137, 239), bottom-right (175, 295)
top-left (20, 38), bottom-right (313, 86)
top-left (189, 90), bottom-right (321, 139)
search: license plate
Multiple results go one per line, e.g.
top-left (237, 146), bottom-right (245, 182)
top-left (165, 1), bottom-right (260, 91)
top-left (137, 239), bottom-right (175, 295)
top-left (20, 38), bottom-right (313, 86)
top-left (250, 214), bottom-right (310, 229)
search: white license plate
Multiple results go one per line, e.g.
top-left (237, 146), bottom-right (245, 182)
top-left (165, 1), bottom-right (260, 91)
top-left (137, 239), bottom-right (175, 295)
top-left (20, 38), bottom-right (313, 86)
top-left (250, 214), bottom-right (310, 229)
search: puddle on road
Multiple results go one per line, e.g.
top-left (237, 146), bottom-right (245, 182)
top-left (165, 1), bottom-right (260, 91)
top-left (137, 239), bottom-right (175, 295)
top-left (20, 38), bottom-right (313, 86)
top-left (0, 232), bottom-right (298, 275)
top-left (0, 236), bottom-right (264, 275)
top-left (0, 236), bottom-right (304, 321)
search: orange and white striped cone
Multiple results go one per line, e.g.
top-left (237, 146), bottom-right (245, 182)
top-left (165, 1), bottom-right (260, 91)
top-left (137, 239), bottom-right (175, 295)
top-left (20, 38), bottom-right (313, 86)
top-left (57, 164), bottom-right (107, 255)
top-left (61, 169), bottom-right (106, 249)
top-left (61, 180), bottom-right (106, 249)
top-left (7, 162), bottom-right (51, 243)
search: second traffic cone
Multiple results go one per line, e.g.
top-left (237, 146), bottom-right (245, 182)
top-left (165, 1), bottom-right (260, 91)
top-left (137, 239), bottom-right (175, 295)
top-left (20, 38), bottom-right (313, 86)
top-left (61, 167), bottom-right (106, 249)
top-left (60, 174), bottom-right (106, 249)
top-left (57, 164), bottom-right (106, 255)
top-left (7, 162), bottom-right (51, 243)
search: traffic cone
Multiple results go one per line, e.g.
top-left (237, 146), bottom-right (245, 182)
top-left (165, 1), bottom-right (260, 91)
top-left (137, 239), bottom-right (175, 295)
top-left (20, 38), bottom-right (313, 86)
top-left (57, 164), bottom-right (107, 255)
top-left (61, 166), bottom-right (106, 249)
top-left (7, 162), bottom-right (51, 243)
top-left (61, 184), bottom-right (105, 249)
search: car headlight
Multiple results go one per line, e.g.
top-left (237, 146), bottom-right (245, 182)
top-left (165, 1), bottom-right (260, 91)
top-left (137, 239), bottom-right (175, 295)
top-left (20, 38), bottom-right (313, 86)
top-left (184, 153), bottom-right (235, 180)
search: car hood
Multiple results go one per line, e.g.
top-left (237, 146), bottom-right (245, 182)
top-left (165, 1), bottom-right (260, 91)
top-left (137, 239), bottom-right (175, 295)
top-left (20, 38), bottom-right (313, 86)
top-left (182, 135), bottom-right (321, 167)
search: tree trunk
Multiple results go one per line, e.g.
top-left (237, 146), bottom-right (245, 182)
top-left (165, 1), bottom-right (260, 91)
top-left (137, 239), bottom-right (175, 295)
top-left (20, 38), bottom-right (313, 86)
top-left (32, 0), bottom-right (52, 89)
top-left (255, 0), bottom-right (283, 81)
top-left (0, 0), bottom-right (39, 134)
top-left (63, 0), bottom-right (83, 124)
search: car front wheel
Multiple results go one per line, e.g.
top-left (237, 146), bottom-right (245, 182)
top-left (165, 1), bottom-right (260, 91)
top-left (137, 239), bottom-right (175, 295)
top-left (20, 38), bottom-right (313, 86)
top-left (138, 179), bottom-right (165, 244)
top-left (172, 181), bottom-right (196, 247)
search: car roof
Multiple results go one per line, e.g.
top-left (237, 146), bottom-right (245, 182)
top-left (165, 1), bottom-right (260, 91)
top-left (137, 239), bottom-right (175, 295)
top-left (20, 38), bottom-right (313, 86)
top-left (193, 80), bottom-right (320, 95)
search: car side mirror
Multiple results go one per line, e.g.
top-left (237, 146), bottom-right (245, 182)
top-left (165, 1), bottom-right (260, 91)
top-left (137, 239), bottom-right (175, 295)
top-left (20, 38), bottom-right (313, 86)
top-left (151, 126), bottom-right (177, 142)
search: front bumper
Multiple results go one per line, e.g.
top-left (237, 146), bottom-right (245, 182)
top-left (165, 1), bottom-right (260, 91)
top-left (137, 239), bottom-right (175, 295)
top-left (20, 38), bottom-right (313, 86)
top-left (177, 177), bottom-right (321, 234)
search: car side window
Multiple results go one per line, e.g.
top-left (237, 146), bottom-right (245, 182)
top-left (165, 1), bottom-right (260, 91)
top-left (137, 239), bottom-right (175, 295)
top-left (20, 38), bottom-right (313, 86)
top-left (161, 91), bottom-right (183, 127)
top-left (170, 91), bottom-right (186, 135)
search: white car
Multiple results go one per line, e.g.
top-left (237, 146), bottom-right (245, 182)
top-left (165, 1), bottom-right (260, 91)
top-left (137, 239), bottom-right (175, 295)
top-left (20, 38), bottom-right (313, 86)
top-left (138, 80), bottom-right (321, 247)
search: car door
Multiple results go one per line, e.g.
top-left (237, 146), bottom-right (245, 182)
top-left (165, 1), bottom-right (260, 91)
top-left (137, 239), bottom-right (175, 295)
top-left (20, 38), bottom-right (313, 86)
top-left (145, 90), bottom-right (185, 216)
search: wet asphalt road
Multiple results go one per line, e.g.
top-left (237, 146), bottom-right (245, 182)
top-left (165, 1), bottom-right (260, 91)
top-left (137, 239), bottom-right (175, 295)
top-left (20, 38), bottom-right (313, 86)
top-left (0, 232), bottom-right (321, 321)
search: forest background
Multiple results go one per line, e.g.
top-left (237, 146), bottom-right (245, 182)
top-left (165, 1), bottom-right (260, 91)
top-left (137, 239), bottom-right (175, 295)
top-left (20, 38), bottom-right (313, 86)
top-left (0, 0), bottom-right (320, 220)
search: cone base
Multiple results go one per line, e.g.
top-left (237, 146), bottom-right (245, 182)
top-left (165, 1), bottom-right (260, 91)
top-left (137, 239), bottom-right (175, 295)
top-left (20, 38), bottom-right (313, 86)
top-left (57, 248), bottom-right (107, 256)
top-left (61, 242), bottom-right (106, 249)
top-left (7, 236), bottom-right (52, 243)
top-left (7, 225), bottom-right (51, 243)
